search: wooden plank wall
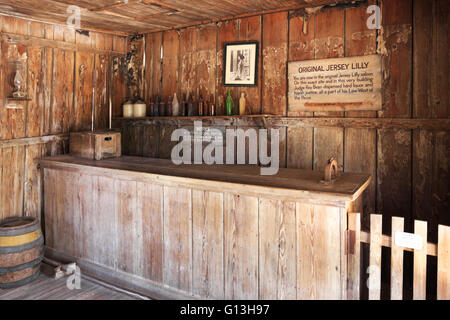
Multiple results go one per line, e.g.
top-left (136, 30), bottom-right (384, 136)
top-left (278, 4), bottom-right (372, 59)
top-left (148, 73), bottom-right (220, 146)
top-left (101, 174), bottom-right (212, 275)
top-left (0, 16), bottom-right (127, 222)
top-left (120, 0), bottom-right (449, 297)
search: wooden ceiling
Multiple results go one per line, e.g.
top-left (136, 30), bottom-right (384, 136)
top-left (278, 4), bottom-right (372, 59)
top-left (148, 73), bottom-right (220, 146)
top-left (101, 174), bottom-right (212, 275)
top-left (0, 0), bottom-right (361, 35)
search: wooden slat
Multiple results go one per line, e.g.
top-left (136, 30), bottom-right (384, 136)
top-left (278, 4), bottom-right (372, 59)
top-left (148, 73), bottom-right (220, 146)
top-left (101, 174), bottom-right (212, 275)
top-left (51, 49), bottom-right (74, 134)
top-left (27, 46), bottom-right (44, 137)
top-left (0, 146), bottom-right (25, 219)
top-left (368, 214), bottom-right (382, 300)
top-left (137, 182), bottom-right (163, 282)
top-left (259, 199), bottom-right (296, 299)
top-left (262, 12), bottom-right (288, 116)
top-left (23, 144), bottom-right (42, 218)
top-left (94, 54), bottom-right (109, 130)
top-left (89, 176), bottom-right (117, 269)
top-left (163, 186), bottom-right (192, 292)
top-left (296, 203), bottom-right (342, 299)
top-left (161, 30), bottom-right (179, 99)
top-left (116, 180), bottom-right (139, 274)
top-left (197, 24), bottom-right (217, 112)
top-left (413, 220), bottom-right (427, 300)
top-left (347, 212), bottom-right (361, 300)
top-left (145, 32), bottom-right (163, 101)
top-left (437, 225), bottom-right (450, 300)
top-left (224, 193), bottom-right (258, 299)
top-left (179, 27), bottom-right (198, 102)
top-left (73, 51), bottom-right (95, 131)
top-left (192, 190), bottom-right (224, 299)
top-left (390, 216), bottom-right (404, 300)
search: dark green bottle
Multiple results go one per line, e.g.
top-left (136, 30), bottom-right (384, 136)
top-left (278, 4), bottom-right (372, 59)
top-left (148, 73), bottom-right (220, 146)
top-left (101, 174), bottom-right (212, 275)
top-left (226, 89), bottom-right (234, 116)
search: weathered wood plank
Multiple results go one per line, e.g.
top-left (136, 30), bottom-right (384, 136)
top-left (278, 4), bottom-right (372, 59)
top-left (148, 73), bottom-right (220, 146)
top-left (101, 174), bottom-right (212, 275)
top-left (286, 126), bottom-right (313, 170)
top-left (94, 54), bottom-right (109, 130)
top-left (237, 16), bottom-right (261, 115)
top-left (112, 56), bottom-right (127, 117)
top-left (43, 168), bottom-right (56, 247)
top-left (390, 216), bottom-right (404, 300)
top-left (413, 220), bottom-right (427, 300)
top-left (296, 203), bottom-right (342, 299)
top-left (23, 144), bottom-right (42, 219)
top-left (137, 182), bottom-right (163, 282)
top-left (142, 125), bottom-right (160, 158)
top-left (73, 51), bottom-right (94, 131)
top-left (27, 46), bottom-right (44, 137)
top-left (224, 193), bottom-right (258, 299)
top-left (179, 27), bottom-right (198, 103)
top-left (313, 127), bottom-right (343, 171)
top-left (437, 224), bottom-right (450, 300)
top-left (145, 32), bottom-right (163, 101)
top-left (262, 12), bottom-right (288, 116)
top-left (163, 186), bottom-right (192, 293)
top-left (347, 212), bottom-right (361, 300)
top-left (0, 146), bottom-right (25, 219)
top-left (259, 199), bottom-right (296, 299)
top-left (192, 190), bottom-right (224, 299)
top-left (52, 49), bottom-right (74, 134)
top-left (197, 24), bottom-right (217, 112)
top-left (162, 30), bottom-right (179, 100)
top-left (344, 128), bottom-right (376, 229)
top-left (368, 214), bottom-right (382, 300)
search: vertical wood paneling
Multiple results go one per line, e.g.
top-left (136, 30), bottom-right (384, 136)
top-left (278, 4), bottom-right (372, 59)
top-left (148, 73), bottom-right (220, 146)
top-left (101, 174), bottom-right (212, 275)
top-left (217, 20), bottom-right (238, 115)
top-left (116, 180), bottom-right (139, 274)
top-left (224, 193), bottom-right (258, 299)
top-left (313, 127), bottom-right (344, 171)
top-left (313, 7), bottom-right (345, 117)
top-left (262, 12), bottom-right (288, 116)
top-left (379, 0), bottom-right (412, 118)
top-left (145, 32), bottom-right (162, 101)
top-left (197, 24), bottom-right (218, 110)
top-left (52, 49), bottom-right (74, 134)
top-left (137, 182), bottom-right (163, 282)
top-left (377, 129), bottom-right (411, 234)
top-left (94, 54), bottom-right (109, 130)
top-left (159, 124), bottom-right (178, 159)
top-left (0, 146), bottom-right (25, 218)
top-left (27, 46), bottom-right (44, 137)
top-left (112, 55), bottom-right (127, 117)
top-left (74, 51), bottom-right (94, 131)
top-left (259, 199), bottom-right (296, 299)
top-left (90, 176), bottom-right (117, 269)
top-left (43, 169), bottom-right (56, 247)
top-left (163, 186), bottom-right (192, 292)
top-left (288, 13), bottom-right (315, 117)
top-left (287, 126), bottom-right (313, 170)
top-left (238, 16), bottom-right (261, 115)
top-left (347, 212), bottom-right (361, 300)
top-left (23, 144), bottom-right (42, 218)
top-left (344, 128), bottom-right (376, 229)
top-left (179, 28), bottom-right (198, 101)
top-left (296, 203), bottom-right (341, 299)
top-left (142, 125), bottom-right (160, 158)
top-left (192, 190), bottom-right (224, 299)
top-left (162, 30), bottom-right (179, 100)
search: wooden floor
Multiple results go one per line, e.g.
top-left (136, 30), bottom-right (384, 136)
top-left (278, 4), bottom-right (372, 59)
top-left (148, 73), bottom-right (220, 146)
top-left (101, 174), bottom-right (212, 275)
top-left (0, 267), bottom-right (142, 300)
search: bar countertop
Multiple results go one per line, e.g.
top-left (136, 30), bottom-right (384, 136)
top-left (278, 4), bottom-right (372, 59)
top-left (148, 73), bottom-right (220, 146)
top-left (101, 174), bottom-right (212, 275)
top-left (39, 155), bottom-right (372, 206)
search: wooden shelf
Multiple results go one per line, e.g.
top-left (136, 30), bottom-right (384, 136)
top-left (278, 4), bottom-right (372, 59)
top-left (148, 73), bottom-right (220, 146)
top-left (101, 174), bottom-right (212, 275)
top-left (113, 114), bottom-right (277, 121)
top-left (6, 97), bottom-right (31, 101)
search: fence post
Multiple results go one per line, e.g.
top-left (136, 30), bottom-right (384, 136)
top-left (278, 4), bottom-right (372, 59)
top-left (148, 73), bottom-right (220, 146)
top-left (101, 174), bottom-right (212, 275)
top-left (390, 216), bottom-right (404, 300)
top-left (347, 212), bottom-right (360, 300)
top-left (413, 220), bottom-right (427, 300)
top-left (368, 214), bottom-right (382, 300)
top-left (437, 225), bottom-right (450, 300)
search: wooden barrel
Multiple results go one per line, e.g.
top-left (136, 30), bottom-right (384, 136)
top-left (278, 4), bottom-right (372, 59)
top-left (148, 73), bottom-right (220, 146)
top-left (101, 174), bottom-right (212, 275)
top-left (0, 217), bottom-right (43, 289)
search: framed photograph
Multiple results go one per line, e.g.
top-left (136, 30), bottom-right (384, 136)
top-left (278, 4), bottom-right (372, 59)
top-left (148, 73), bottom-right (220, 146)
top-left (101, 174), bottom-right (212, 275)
top-left (223, 41), bottom-right (259, 87)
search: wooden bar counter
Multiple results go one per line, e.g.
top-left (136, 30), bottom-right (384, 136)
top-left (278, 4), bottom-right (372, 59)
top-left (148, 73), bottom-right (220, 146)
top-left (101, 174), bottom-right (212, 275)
top-left (40, 155), bottom-right (371, 300)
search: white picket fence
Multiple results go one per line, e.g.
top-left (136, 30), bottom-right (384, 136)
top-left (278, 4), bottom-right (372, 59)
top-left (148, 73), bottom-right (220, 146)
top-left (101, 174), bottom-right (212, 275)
top-left (347, 213), bottom-right (449, 300)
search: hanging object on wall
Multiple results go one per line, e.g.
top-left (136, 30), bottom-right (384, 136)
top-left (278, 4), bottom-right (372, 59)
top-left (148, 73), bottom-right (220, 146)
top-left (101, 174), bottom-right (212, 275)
top-left (288, 55), bottom-right (382, 113)
top-left (223, 41), bottom-right (259, 87)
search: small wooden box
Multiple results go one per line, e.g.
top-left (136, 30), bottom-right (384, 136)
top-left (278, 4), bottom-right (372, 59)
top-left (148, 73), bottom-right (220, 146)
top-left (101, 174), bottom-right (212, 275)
top-left (70, 131), bottom-right (121, 160)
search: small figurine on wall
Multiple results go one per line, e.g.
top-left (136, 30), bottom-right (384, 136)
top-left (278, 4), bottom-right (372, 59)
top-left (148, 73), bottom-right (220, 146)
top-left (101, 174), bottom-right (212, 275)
top-left (239, 92), bottom-right (246, 115)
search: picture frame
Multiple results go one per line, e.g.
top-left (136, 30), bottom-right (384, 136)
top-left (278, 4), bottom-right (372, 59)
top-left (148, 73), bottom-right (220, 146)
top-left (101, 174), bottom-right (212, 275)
top-left (223, 41), bottom-right (259, 87)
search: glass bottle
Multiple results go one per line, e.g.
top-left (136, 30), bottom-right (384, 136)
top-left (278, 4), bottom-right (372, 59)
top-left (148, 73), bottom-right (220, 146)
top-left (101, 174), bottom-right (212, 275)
top-left (226, 89), bottom-right (234, 116)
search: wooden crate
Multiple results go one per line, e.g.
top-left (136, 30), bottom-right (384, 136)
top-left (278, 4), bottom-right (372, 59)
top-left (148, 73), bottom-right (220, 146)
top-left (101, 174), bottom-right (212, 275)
top-left (69, 131), bottom-right (121, 160)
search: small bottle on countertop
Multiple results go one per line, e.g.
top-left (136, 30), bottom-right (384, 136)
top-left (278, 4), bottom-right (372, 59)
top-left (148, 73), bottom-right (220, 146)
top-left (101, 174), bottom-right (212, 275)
top-left (187, 93), bottom-right (194, 116)
top-left (181, 93), bottom-right (187, 116)
top-left (198, 93), bottom-right (204, 116)
top-left (239, 92), bottom-right (246, 115)
top-left (226, 89), bottom-right (234, 116)
top-left (153, 96), bottom-right (160, 117)
top-left (209, 94), bottom-right (215, 116)
top-left (166, 96), bottom-right (173, 116)
top-left (159, 97), bottom-right (166, 117)
top-left (172, 93), bottom-right (180, 116)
